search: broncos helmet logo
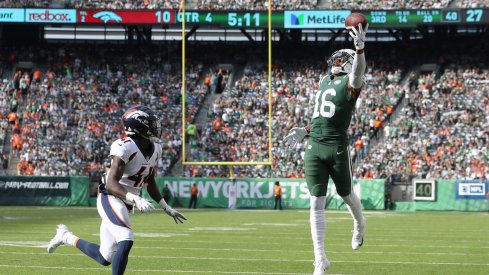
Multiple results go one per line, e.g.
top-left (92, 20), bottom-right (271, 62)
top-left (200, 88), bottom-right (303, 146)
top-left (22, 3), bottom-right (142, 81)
top-left (123, 110), bottom-right (151, 128)
top-left (93, 11), bottom-right (123, 23)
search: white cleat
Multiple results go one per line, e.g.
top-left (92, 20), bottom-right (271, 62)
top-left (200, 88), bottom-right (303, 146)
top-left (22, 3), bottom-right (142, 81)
top-left (352, 219), bottom-right (366, 250)
top-left (47, 224), bottom-right (71, 253)
top-left (313, 258), bottom-right (331, 275)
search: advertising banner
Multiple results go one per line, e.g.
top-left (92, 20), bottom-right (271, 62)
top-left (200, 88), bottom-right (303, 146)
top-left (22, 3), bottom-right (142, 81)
top-left (25, 9), bottom-right (77, 23)
top-left (415, 180), bottom-right (488, 211)
top-left (0, 176), bottom-right (88, 206)
top-left (455, 180), bottom-right (488, 200)
top-left (284, 10), bottom-right (350, 28)
top-left (0, 9), bottom-right (24, 22)
top-left (150, 178), bottom-right (385, 210)
top-left (78, 10), bottom-right (175, 24)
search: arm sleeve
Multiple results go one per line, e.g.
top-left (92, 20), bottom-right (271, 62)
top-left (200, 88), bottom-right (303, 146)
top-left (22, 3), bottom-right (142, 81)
top-left (348, 52), bottom-right (366, 89)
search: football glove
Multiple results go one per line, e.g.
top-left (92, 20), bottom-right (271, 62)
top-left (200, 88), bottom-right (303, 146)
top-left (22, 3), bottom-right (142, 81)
top-left (349, 23), bottom-right (368, 50)
top-left (126, 192), bottom-right (155, 213)
top-left (284, 127), bottom-right (308, 149)
top-left (159, 199), bottom-right (187, 224)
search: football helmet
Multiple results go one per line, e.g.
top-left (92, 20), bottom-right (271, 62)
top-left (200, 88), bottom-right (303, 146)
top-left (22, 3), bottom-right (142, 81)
top-left (327, 49), bottom-right (356, 75)
top-left (122, 105), bottom-right (161, 140)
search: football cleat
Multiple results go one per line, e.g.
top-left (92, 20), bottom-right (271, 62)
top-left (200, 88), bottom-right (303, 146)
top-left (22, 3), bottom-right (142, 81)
top-left (47, 224), bottom-right (71, 253)
top-left (313, 258), bottom-right (331, 275)
top-left (352, 219), bottom-right (366, 250)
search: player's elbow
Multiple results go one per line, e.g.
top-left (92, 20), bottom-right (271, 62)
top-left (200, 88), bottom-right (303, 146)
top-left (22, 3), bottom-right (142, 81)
top-left (349, 75), bottom-right (363, 89)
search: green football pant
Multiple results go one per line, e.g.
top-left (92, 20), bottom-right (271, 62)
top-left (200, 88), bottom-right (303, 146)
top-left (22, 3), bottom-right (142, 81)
top-left (304, 139), bottom-right (353, 197)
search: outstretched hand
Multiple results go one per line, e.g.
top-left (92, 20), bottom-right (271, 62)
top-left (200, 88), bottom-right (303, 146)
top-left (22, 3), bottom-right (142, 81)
top-left (349, 23), bottom-right (368, 50)
top-left (284, 127), bottom-right (308, 149)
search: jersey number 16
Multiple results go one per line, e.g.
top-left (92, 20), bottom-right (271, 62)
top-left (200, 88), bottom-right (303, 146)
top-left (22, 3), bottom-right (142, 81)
top-left (313, 88), bottom-right (336, 118)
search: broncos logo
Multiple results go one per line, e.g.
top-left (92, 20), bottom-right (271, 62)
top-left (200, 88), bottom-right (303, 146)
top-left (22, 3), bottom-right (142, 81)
top-left (123, 110), bottom-right (150, 127)
top-left (93, 11), bottom-right (123, 23)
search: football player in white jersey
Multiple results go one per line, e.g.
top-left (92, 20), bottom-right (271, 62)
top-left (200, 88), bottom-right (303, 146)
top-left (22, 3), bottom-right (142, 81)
top-left (47, 105), bottom-right (186, 275)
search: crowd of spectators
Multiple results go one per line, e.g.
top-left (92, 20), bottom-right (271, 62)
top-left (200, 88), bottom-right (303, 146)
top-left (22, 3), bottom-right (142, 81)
top-left (456, 0), bottom-right (488, 8)
top-left (6, 44), bottom-right (207, 177)
top-left (3, 42), bottom-right (488, 181)
top-left (11, 0), bottom-right (489, 9)
top-left (183, 57), bottom-right (405, 178)
top-left (0, 0), bottom-right (51, 8)
top-left (197, 0), bottom-right (318, 10)
top-left (324, 0), bottom-right (453, 9)
top-left (67, 0), bottom-right (182, 9)
top-left (358, 67), bottom-right (489, 180)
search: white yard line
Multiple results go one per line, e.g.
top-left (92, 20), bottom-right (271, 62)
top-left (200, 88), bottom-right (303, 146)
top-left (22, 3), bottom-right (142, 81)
top-left (0, 251), bottom-right (487, 266)
top-left (0, 264), bottom-right (349, 275)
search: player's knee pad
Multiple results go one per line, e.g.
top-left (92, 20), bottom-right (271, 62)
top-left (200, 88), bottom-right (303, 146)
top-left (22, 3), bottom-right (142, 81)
top-left (310, 196), bottom-right (326, 211)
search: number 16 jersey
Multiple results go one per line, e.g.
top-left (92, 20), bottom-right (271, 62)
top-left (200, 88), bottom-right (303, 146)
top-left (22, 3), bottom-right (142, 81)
top-left (310, 74), bottom-right (357, 145)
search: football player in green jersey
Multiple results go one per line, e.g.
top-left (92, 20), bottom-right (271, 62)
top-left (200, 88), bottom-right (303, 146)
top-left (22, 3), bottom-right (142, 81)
top-left (284, 23), bottom-right (368, 275)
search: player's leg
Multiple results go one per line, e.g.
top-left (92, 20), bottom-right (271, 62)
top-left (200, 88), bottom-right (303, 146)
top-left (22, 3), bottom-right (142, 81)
top-left (330, 145), bottom-right (366, 250)
top-left (304, 140), bottom-right (330, 274)
top-left (47, 223), bottom-right (111, 266)
top-left (97, 193), bottom-right (135, 273)
top-left (112, 240), bottom-right (134, 275)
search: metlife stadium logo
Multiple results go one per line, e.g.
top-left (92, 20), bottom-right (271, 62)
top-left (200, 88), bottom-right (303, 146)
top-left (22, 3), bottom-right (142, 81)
top-left (25, 9), bottom-right (77, 23)
top-left (284, 10), bottom-right (350, 29)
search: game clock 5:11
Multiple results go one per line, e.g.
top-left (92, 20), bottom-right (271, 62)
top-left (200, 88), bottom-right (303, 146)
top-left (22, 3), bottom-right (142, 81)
top-left (228, 13), bottom-right (260, 27)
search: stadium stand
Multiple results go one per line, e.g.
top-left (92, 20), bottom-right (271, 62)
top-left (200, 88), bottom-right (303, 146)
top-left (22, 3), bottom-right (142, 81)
top-left (183, 49), bottom-right (407, 178)
top-left (322, 0), bottom-right (454, 9)
top-left (6, 45), bottom-right (207, 176)
top-left (359, 66), bottom-right (489, 180)
top-left (197, 0), bottom-right (319, 10)
top-left (10, 0), bottom-right (489, 9)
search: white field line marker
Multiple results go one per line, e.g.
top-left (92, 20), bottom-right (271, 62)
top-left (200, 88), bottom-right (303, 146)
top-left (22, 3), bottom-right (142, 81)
top-left (0, 265), bottom-right (352, 275)
top-left (0, 251), bottom-right (488, 266)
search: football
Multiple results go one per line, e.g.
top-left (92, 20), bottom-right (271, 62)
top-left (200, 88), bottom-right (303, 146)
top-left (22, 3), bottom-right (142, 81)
top-left (345, 12), bottom-right (368, 30)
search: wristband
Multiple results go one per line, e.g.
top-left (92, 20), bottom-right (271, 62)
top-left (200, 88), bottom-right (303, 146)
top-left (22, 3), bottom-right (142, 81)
top-left (158, 198), bottom-right (169, 209)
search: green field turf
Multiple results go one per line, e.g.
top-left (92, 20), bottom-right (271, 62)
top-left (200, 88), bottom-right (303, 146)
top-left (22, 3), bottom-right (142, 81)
top-left (0, 207), bottom-right (488, 275)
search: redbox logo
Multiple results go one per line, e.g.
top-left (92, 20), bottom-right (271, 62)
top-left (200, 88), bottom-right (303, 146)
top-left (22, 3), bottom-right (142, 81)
top-left (26, 9), bottom-right (76, 23)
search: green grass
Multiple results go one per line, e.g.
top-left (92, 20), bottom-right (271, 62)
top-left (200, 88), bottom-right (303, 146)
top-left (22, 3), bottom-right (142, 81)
top-left (0, 207), bottom-right (488, 275)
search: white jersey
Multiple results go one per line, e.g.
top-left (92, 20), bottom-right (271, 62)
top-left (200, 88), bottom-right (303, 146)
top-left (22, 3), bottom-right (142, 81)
top-left (106, 137), bottom-right (162, 201)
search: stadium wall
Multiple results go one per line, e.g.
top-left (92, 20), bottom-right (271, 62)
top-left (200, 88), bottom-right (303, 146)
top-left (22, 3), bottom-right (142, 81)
top-left (1, 177), bottom-right (487, 211)
top-left (0, 176), bottom-right (89, 206)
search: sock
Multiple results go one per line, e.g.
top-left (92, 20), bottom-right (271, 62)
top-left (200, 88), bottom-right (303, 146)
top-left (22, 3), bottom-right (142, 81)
top-left (76, 239), bottom-right (111, 266)
top-left (342, 191), bottom-right (364, 226)
top-left (310, 196), bottom-right (327, 262)
top-left (112, 240), bottom-right (134, 275)
top-left (65, 233), bottom-right (79, 247)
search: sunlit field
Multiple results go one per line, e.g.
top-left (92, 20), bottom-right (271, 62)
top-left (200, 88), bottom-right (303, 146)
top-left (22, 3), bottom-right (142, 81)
top-left (1, 207), bottom-right (488, 275)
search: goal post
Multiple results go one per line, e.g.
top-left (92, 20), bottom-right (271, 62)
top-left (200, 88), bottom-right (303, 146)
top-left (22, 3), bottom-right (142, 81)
top-left (181, 0), bottom-right (273, 167)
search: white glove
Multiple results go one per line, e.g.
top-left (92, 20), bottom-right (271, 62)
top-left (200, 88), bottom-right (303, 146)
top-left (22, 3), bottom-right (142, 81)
top-left (349, 23), bottom-right (368, 50)
top-left (159, 199), bottom-right (187, 224)
top-left (284, 127), bottom-right (308, 149)
top-left (126, 192), bottom-right (155, 213)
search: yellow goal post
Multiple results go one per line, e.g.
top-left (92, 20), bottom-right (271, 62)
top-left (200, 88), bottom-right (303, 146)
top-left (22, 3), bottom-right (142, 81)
top-left (180, 0), bottom-right (273, 170)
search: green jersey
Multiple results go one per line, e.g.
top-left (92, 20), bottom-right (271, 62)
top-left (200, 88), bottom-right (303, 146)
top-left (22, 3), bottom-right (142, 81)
top-left (309, 74), bottom-right (357, 145)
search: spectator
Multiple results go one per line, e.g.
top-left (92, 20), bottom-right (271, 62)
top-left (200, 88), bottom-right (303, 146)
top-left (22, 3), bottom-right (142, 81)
top-left (274, 181), bottom-right (282, 210)
top-left (189, 183), bottom-right (198, 209)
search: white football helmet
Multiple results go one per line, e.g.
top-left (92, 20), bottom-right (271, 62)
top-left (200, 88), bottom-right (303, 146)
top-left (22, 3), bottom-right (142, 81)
top-left (327, 49), bottom-right (356, 75)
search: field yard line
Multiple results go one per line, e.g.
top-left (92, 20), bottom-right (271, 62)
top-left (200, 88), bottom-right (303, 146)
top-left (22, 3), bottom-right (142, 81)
top-left (0, 264), bottom-right (350, 275)
top-left (1, 251), bottom-right (488, 266)
top-left (328, 260), bottom-right (489, 266)
top-left (134, 246), bottom-right (489, 256)
top-left (135, 238), bottom-right (489, 249)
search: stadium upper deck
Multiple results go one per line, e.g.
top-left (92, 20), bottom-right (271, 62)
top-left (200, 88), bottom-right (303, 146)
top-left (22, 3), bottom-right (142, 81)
top-left (3, 0), bottom-right (487, 10)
